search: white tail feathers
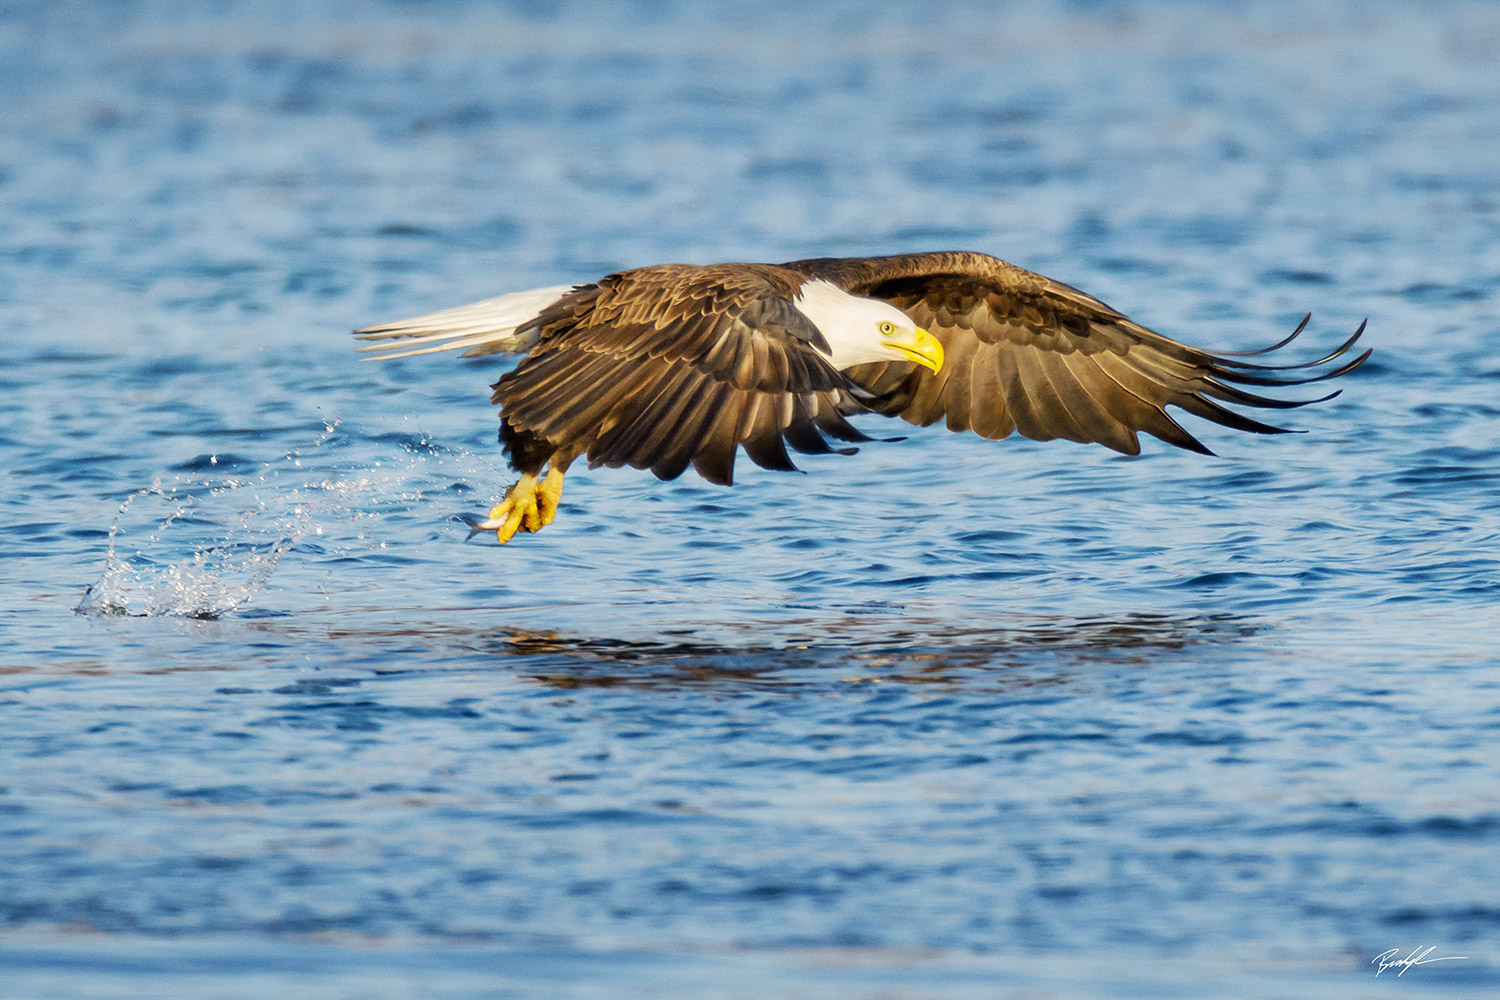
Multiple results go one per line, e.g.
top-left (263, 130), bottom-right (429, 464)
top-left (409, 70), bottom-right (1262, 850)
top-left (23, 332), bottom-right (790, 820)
top-left (353, 284), bottom-right (577, 361)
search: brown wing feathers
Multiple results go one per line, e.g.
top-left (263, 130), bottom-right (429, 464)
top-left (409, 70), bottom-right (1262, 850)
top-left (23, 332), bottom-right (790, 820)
top-left (492, 265), bottom-right (862, 485)
top-left (794, 251), bottom-right (1369, 457)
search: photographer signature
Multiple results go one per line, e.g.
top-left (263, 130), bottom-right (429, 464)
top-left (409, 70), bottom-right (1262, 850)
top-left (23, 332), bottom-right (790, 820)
top-left (1372, 946), bottom-right (1467, 976)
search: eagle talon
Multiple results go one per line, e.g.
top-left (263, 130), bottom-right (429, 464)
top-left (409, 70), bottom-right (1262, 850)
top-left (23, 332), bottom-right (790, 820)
top-left (471, 467), bottom-right (566, 543)
top-left (472, 474), bottom-right (539, 543)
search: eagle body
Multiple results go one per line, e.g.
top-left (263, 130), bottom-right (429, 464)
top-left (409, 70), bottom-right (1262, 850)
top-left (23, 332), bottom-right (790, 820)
top-left (355, 251), bottom-right (1368, 542)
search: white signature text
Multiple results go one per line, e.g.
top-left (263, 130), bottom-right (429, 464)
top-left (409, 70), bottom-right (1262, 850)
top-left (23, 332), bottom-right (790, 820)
top-left (1372, 946), bottom-right (1468, 976)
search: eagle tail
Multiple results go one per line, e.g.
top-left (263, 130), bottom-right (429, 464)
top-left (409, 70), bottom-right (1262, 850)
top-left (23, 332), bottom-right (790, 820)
top-left (353, 284), bottom-right (577, 361)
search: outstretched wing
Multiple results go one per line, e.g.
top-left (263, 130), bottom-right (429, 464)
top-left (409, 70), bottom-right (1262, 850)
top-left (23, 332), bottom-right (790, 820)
top-left (785, 251), bottom-right (1370, 455)
top-left (495, 264), bottom-right (873, 485)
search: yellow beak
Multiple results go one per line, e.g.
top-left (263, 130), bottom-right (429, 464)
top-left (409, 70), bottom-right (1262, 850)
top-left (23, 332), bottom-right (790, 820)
top-left (881, 327), bottom-right (944, 373)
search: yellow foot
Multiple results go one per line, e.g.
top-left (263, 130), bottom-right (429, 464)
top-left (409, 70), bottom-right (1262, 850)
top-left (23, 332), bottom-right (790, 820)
top-left (477, 474), bottom-right (542, 543)
top-left (536, 466), bottom-right (565, 527)
top-left (470, 467), bottom-right (566, 543)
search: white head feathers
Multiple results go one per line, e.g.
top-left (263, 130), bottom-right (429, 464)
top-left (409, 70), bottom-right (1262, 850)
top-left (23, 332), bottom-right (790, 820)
top-left (791, 279), bottom-right (927, 370)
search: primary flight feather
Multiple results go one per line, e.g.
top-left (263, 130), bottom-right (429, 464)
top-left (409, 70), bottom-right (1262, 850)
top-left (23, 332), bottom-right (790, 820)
top-left (354, 251), bottom-right (1368, 543)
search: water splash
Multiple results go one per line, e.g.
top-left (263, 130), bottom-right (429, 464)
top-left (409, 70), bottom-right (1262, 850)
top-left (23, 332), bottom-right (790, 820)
top-left (75, 483), bottom-right (318, 619)
top-left (75, 419), bottom-right (463, 619)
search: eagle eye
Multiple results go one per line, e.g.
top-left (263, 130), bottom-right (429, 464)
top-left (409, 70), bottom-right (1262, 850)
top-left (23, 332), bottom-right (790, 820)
top-left (878, 321), bottom-right (896, 335)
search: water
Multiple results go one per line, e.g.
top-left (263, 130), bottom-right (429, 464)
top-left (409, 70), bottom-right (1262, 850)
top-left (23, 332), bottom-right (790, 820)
top-left (3, 1), bottom-right (1499, 996)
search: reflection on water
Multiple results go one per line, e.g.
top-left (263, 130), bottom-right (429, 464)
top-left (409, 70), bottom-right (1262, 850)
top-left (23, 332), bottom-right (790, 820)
top-left (468, 614), bottom-right (1256, 690)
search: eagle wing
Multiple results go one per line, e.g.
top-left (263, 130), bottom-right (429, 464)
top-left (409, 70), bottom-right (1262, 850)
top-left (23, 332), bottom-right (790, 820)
top-left (494, 264), bottom-right (872, 485)
top-left (785, 251), bottom-right (1370, 455)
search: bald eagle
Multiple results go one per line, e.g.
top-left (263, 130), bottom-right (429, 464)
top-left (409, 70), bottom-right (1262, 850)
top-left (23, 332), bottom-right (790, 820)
top-left (354, 251), bottom-right (1368, 543)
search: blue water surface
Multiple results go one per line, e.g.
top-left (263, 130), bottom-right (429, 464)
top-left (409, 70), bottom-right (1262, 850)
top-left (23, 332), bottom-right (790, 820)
top-left (3, 1), bottom-right (1499, 997)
